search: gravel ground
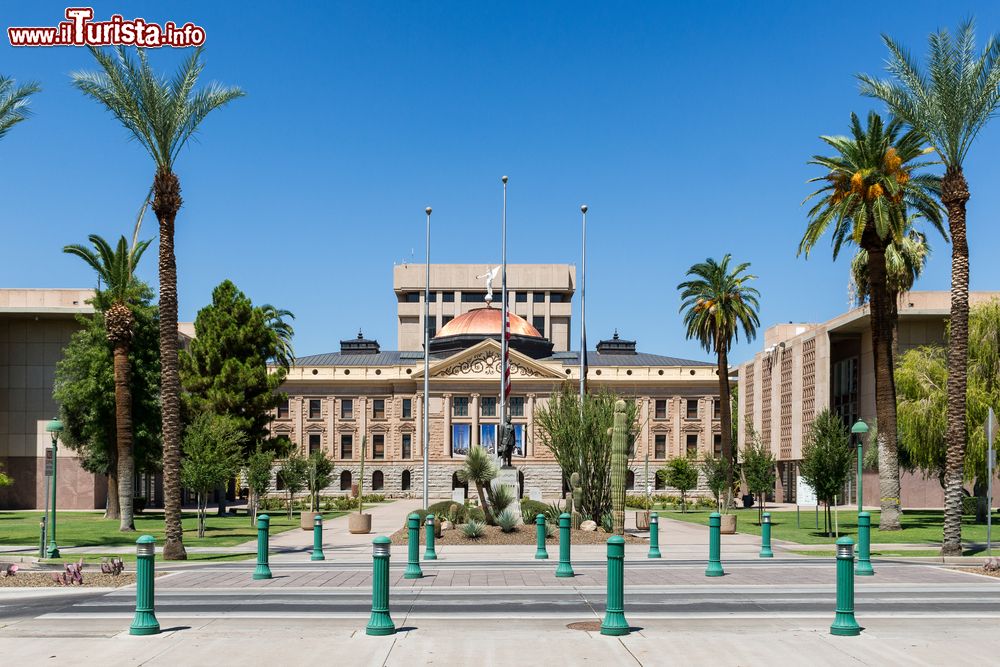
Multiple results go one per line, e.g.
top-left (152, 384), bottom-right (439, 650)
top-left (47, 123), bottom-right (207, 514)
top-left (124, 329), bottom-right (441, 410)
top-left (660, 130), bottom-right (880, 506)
top-left (388, 524), bottom-right (642, 546)
top-left (961, 567), bottom-right (1000, 579)
top-left (0, 572), bottom-right (138, 588)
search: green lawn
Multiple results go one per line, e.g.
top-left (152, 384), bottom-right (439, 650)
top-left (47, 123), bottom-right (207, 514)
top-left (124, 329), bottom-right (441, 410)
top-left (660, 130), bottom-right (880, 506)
top-left (0, 510), bottom-right (347, 548)
top-left (655, 507), bottom-right (1000, 546)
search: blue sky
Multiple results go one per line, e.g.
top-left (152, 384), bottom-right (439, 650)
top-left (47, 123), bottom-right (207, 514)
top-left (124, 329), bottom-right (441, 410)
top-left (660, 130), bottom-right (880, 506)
top-left (3, 2), bottom-right (1000, 365)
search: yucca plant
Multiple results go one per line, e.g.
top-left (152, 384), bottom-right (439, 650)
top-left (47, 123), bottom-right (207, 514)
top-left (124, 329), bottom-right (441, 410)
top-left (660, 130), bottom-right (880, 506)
top-left (496, 509), bottom-right (519, 533)
top-left (462, 520), bottom-right (486, 539)
top-left (487, 483), bottom-right (515, 518)
top-left (456, 445), bottom-right (498, 524)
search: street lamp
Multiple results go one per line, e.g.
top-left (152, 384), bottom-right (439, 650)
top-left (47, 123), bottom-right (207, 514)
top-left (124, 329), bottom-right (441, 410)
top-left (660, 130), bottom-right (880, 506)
top-left (851, 420), bottom-right (869, 516)
top-left (45, 417), bottom-right (63, 558)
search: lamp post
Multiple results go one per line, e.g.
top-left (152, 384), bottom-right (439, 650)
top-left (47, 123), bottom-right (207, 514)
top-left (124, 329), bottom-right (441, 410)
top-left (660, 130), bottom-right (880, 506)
top-left (851, 420), bottom-right (869, 516)
top-left (423, 206), bottom-right (431, 510)
top-left (45, 418), bottom-right (63, 559)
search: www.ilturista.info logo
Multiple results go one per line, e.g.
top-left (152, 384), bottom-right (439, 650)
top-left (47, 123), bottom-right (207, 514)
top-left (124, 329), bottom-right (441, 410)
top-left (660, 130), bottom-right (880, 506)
top-left (8, 7), bottom-right (206, 47)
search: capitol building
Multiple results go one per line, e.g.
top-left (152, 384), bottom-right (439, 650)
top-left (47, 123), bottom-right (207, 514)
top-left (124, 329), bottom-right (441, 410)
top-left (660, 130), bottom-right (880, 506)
top-left (272, 264), bottom-right (723, 500)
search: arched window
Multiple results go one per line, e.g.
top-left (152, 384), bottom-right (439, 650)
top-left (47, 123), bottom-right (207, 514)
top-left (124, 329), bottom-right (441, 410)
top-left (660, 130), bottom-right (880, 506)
top-left (517, 471), bottom-right (525, 499)
top-left (372, 470), bottom-right (384, 491)
top-left (401, 470), bottom-right (411, 491)
top-left (340, 470), bottom-right (352, 491)
top-left (626, 470), bottom-right (635, 491)
top-left (452, 472), bottom-right (468, 494)
top-left (655, 472), bottom-right (665, 490)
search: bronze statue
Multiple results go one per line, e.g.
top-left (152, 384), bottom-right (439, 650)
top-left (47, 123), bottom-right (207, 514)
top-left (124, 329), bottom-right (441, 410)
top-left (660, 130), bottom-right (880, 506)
top-left (498, 413), bottom-right (516, 467)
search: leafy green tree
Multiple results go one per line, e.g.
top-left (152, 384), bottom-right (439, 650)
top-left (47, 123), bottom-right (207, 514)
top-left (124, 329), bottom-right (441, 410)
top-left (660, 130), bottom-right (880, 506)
top-left (73, 46), bottom-right (244, 561)
top-left (181, 413), bottom-right (245, 538)
top-left (0, 75), bottom-right (40, 141)
top-left (245, 447), bottom-right (275, 526)
top-left (699, 454), bottom-right (730, 513)
top-left (535, 384), bottom-right (639, 522)
top-left (741, 427), bottom-right (777, 525)
top-left (799, 410), bottom-right (854, 537)
top-left (53, 295), bottom-right (161, 520)
top-left (306, 450), bottom-right (334, 514)
top-left (801, 111), bottom-right (943, 531)
top-left (859, 19), bottom-right (1000, 555)
top-left (658, 457), bottom-right (698, 513)
top-left (64, 234), bottom-right (152, 531)
top-left (456, 445), bottom-right (499, 524)
top-left (277, 453), bottom-right (308, 519)
top-left (678, 255), bottom-right (760, 497)
top-left (0, 463), bottom-right (13, 488)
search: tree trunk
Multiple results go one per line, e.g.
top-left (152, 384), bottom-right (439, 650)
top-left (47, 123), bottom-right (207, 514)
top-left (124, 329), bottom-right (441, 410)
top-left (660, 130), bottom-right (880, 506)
top-left (105, 468), bottom-right (121, 520)
top-left (112, 342), bottom-right (136, 532)
top-left (717, 342), bottom-right (735, 498)
top-left (974, 477), bottom-right (989, 525)
top-left (198, 492), bottom-right (206, 538)
top-left (152, 167), bottom-right (187, 560)
top-left (940, 166), bottom-right (971, 556)
top-left (475, 482), bottom-right (494, 524)
top-left (863, 237), bottom-right (902, 530)
top-left (216, 483), bottom-right (227, 516)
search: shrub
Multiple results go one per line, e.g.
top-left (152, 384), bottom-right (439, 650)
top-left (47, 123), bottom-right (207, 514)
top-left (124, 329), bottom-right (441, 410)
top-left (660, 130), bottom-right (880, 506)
top-left (497, 510), bottom-right (519, 533)
top-left (626, 495), bottom-right (652, 510)
top-left (462, 520), bottom-right (486, 539)
top-left (544, 500), bottom-right (564, 521)
top-left (520, 499), bottom-right (548, 520)
top-left (658, 458), bottom-right (699, 512)
top-left (544, 522), bottom-right (555, 539)
top-left (600, 512), bottom-right (613, 533)
top-left (962, 495), bottom-right (978, 516)
top-left (466, 506), bottom-right (486, 523)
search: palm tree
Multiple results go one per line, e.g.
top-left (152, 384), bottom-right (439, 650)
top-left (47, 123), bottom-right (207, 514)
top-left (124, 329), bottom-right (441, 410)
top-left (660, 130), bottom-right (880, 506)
top-left (64, 235), bottom-right (151, 531)
top-left (678, 255), bottom-right (760, 497)
top-left (456, 446), bottom-right (498, 524)
top-left (0, 75), bottom-right (40, 141)
top-left (261, 304), bottom-right (296, 370)
top-left (72, 47), bottom-right (244, 559)
top-left (859, 19), bottom-right (1000, 554)
top-left (801, 111), bottom-right (942, 530)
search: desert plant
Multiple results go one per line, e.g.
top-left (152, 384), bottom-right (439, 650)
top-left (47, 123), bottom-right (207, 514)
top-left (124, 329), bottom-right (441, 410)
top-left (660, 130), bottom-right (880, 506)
top-left (456, 445), bottom-right (498, 524)
top-left (53, 559), bottom-right (85, 586)
top-left (497, 509), bottom-right (519, 533)
top-left (600, 512), bottom-right (613, 533)
top-left (487, 483), bottom-right (515, 517)
top-left (520, 499), bottom-right (548, 520)
top-left (544, 521), bottom-right (555, 539)
top-left (100, 557), bottom-right (125, 576)
top-left (462, 520), bottom-right (486, 539)
top-left (610, 399), bottom-right (629, 535)
top-left (1, 564), bottom-right (18, 577)
top-left (544, 500), bottom-right (564, 521)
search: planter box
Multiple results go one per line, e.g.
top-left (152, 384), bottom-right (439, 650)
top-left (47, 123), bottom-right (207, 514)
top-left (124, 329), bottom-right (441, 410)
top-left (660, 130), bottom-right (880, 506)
top-left (720, 513), bottom-right (737, 534)
top-left (348, 512), bottom-right (372, 534)
top-left (635, 510), bottom-right (650, 531)
top-left (300, 511), bottom-right (320, 531)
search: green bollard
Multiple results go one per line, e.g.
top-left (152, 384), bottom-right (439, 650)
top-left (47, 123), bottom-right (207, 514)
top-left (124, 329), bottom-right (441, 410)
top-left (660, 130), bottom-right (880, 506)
top-left (555, 512), bottom-right (574, 577)
top-left (366, 536), bottom-right (396, 636)
top-left (648, 512), bottom-right (662, 558)
top-left (760, 512), bottom-right (774, 558)
top-left (311, 514), bottom-right (326, 561)
top-left (830, 536), bottom-right (862, 636)
top-left (129, 535), bottom-right (160, 636)
top-left (424, 514), bottom-right (438, 560)
top-left (855, 512), bottom-right (874, 576)
top-left (404, 513), bottom-right (423, 579)
top-left (535, 514), bottom-right (549, 560)
top-left (601, 536), bottom-right (630, 636)
top-left (253, 514), bottom-right (273, 580)
top-left (705, 512), bottom-right (724, 577)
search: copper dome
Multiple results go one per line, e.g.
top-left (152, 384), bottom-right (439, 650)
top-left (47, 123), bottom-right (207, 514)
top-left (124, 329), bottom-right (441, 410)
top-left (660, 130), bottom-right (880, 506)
top-left (436, 307), bottom-right (542, 339)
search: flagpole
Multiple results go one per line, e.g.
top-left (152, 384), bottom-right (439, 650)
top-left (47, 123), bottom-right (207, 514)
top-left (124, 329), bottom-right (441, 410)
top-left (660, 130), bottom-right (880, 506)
top-left (499, 176), bottom-right (508, 457)
top-left (579, 204), bottom-right (588, 405)
top-left (422, 206), bottom-right (431, 509)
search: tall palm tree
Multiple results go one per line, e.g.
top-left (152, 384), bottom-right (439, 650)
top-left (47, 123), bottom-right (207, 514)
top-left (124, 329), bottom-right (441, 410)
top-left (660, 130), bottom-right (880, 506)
top-left (261, 304), bottom-right (296, 370)
top-left (859, 19), bottom-right (1000, 554)
top-left (72, 47), bottom-right (244, 559)
top-left (64, 235), bottom-right (151, 531)
top-left (800, 111), bottom-right (942, 530)
top-left (677, 255), bottom-right (760, 496)
top-left (0, 75), bottom-right (40, 141)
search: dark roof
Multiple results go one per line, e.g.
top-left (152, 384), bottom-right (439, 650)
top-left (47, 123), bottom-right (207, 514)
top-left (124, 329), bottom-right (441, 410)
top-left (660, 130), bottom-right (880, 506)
top-left (547, 351), bottom-right (714, 367)
top-left (294, 349), bottom-right (713, 368)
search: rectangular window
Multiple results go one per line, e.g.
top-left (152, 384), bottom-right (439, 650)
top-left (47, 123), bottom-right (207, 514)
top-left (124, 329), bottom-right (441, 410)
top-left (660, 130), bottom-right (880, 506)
top-left (372, 399), bottom-right (385, 419)
top-left (462, 292), bottom-right (486, 303)
top-left (308, 399), bottom-right (322, 419)
top-left (442, 315), bottom-right (453, 327)
top-left (655, 434), bottom-right (666, 459)
top-left (341, 399), bottom-right (354, 419)
top-left (442, 292), bottom-right (455, 303)
top-left (713, 399), bottom-right (721, 419)
top-left (509, 397), bottom-right (525, 417)
top-left (340, 434), bottom-right (353, 459)
top-left (402, 398), bottom-right (412, 419)
top-left (550, 293), bottom-right (565, 303)
top-left (452, 423), bottom-right (471, 456)
top-left (513, 424), bottom-right (525, 457)
top-left (713, 434), bottom-right (723, 458)
top-left (533, 292), bottom-right (545, 303)
top-left (402, 433), bottom-right (412, 459)
top-left (308, 433), bottom-right (321, 455)
top-left (654, 399), bottom-right (667, 420)
top-left (428, 320), bottom-right (436, 338)
top-left (453, 396), bottom-right (469, 417)
top-left (515, 292), bottom-right (527, 303)
top-left (686, 434), bottom-right (698, 457)
top-left (686, 399), bottom-right (699, 419)
top-left (405, 292), bottom-right (420, 303)
top-left (427, 292), bottom-right (437, 302)
top-left (372, 434), bottom-right (385, 459)
top-left (480, 423), bottom-right (496, 450)
top-left (532, 316), bottom-right (545, 337)
top-left (277, 399), bottom-right (289, 419)
top-left (481, 396), bottom-right (497, 417)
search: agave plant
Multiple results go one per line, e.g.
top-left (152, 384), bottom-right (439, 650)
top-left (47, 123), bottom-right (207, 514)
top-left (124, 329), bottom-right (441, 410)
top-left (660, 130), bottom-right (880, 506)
top-left (462, 520), bottom-right (486, 539)
top-left (496, 510), bottom-right (519, 533)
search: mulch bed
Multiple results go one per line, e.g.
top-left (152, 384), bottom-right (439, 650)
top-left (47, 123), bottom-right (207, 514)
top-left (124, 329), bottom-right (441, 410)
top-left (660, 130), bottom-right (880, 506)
top-left (960, 568), bottom-right (1000, 579)
top-left (388, 524), bottom-right (642, 546)
top-left (0, 571), bottom-right (139, 588)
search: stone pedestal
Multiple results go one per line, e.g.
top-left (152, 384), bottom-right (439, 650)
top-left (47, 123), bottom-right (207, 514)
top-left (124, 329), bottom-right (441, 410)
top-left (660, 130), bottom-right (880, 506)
top-left (496, 466), bottom-right (521, 519)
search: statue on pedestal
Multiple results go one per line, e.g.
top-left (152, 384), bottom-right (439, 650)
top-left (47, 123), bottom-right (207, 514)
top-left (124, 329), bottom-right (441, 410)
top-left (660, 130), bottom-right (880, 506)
top-left (498, 413), bottom-right (516, 468)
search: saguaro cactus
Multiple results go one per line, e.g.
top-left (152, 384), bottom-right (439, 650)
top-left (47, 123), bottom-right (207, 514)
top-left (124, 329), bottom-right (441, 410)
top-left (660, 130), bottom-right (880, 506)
top-left (610, 399), bottom-right (628, 535)
top-left (569, 472), bottom-right (584, 529)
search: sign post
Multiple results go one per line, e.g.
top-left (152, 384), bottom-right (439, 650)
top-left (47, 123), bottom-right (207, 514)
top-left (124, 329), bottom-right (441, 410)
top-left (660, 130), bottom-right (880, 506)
top-left (40, 447), bottom-right (53, 558)
top-left (988, 408), bottom-right (998, 557)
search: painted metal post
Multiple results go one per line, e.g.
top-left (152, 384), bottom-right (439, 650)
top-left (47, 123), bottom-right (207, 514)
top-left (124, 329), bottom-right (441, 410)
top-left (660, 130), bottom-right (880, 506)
top-left (855, 511), bottom-right (874, 576)
top-left (830, 537), bottom-right (861, 636)
top-left (253, 514), bottom-right (272, 580)
top-left (311, 514), bottom-right (325, 561)
top-left (600, 536), bottom-right (629, 636)
top-left (424, 514), bottom-right (437, 560)
top-left (760, 512), bottom-right (774, 558)
top-left (535, 514), bottom-right (548, 559)
top-left (46, 434), bottom-right (59, 558)
top-left (705, 512), bottom-right (724, 577)
top-left (129, 535), bottom-right (160, 636)
top-left (404, 513), bottom-right (423, 579)
top-left (555, 512), bottom-right (574, 577)
top-left (648, 512), bottom-right (661, 558)
top-left (38, 517), bottom-right (46, 559)
top-left (366, 536), bottom-right (396, 636)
